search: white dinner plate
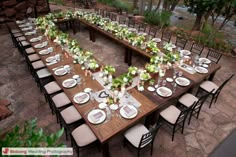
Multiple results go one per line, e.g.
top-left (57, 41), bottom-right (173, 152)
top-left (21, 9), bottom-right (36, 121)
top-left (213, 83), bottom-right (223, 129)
top-left (54, 68), bottom-right (68, 76)
top-left (152, 38), bottom-right (161, 43)
top-left (120, 105), bottom-right (138, 119)
top-left (62, 79), bottom-right (77, 88)
top-left (138, 32), bottom-right (147, 36)
top-left (87, 109), bottom-right (106, 124)
top-left (156, 87), bottom-right (172, 97)
top-left (147, 86), bottom-right (155, 92)
top-left (73, 92), bottom-right (90, 104)
top-left (16, 20), bottom-right (26, 24)
top-left (25, 31), bottom-right (35, 36)
top-left (39, 49), bottom-right (50, 55)
top-left (34, 43), bottom-right (44, 49)
top-left (45, 56), bottom-right (56, 63)
top-left (199, 58), bottom-right (211, 64)
top-left (195, 66), bottom-right (208, 74)
top-left (175, 77), bottom-right (190, 86)
top-left (180, 50), bottom-right (191, 56)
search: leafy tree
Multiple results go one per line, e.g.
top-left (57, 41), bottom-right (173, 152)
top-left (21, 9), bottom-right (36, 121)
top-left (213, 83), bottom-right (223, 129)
top-left (184, 0), bottom-right (216, 30)
top-left (219, 0), bottom-right (236, 29)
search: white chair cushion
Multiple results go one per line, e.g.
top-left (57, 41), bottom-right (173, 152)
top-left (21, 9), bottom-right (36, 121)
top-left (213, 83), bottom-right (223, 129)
top-left (160, 105), bottom-right (181, 124)
top-left (21, 41), bottom-right (30, 46)
top-left (124, 123), bottom-right (150, 148)
top-left (25, 47), bottom-right (35, 54)
top-left (52, 92), bottom-right (71, 108)
top-left (200, 81), bottom-right (219, 93)
top-left (28, 54), bottom-right (40, 62)
top-left (178, 93), bottom-right (198, 108)
top-left (44, 81), bottom-right (61, 94)
top-left (60, 106), bottom-right (82, 124)
top-left (72, 124), bottom-right (97, 147)
top-left (32, 60), bottom-right (45, 69)
top-left (13, 33), bottom-right (23, 37)
top-left (12, 29), bottom-right (20, 33)
top-left (36, 68), bottom-right (51, 79)
top-left (17, 36), bottom-right (26, 41)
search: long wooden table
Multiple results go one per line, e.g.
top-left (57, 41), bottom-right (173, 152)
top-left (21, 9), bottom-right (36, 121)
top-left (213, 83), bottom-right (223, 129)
top-left (10, 17), bottom-right (221, 157)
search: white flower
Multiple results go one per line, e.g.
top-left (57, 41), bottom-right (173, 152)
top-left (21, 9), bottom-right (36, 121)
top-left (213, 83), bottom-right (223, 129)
top-left (131, 70), bottom-right (136, 75)
top-left (138, 86), bottom-right (144, 91)
top-left (123, 77), bottom-right (128, 82)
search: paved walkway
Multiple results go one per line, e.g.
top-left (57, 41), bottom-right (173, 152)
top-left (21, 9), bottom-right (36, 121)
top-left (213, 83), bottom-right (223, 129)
top-left (0, 8), bottom-right (236, 157)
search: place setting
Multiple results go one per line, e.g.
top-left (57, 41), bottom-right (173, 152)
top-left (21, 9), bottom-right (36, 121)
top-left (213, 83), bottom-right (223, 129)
top-left (45, 54), bottom-right (62, 66)
top-left (54, 65), bottom-right (72, 76)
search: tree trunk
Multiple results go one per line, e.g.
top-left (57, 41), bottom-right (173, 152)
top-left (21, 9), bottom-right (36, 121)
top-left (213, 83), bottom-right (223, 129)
top-left (219, 16), bottom-right (231, 30)
top-left (148, 0), bottom-right (153, 11)
top-left (192, 14), bottom-right (203, 30)
top-left (170, 0), bottom-right (180, 11)
top-left (155, 0), bottom-right (162, 11)
top-left (138, 0), bottom-right (145, 15)
top-left (163, 0), bottom-right (169, 10)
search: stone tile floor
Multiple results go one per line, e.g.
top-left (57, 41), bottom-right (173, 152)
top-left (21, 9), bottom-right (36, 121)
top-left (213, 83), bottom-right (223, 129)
top-left (1, 12), bottom-right (236, 157)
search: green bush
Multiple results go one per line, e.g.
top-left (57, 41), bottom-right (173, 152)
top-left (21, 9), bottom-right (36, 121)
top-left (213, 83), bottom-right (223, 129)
top-left (49, 0), bottom-right (64, 5)
top-left (98, 0), bottom-right (131, 12)
top-left (144, 10), bottom-right (172, 28)
top-left (0, 119), bottom-right (65, 147)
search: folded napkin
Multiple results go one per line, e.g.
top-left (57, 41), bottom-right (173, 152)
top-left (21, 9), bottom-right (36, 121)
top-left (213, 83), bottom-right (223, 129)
top-left (123, 106), bottom-right (136, 117)
top-left (64, 80), bottom-right (75, 87)
top-left (89, 111), bottom-right (103, 122)
top-left (55, 69), bottom-right (66, 75)
top-left (74, 93), bottom-right (88, 103)
top-left (159, 88), bottom-right (170, 96)
top-left (46, 60), bottom-right (57, 66)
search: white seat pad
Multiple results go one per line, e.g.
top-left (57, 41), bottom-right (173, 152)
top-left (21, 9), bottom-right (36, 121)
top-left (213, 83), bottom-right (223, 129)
top-left (52, 92), bottom-right (71, 108)
top-left (60, 106), bottom-right (82, 124)
top-left (44, 81), bottom-right (61, 94)
top-left (179, 93), bottom-right (198, 107)
top-left (160, 105), bottom-right (181, 124)
top-left (200, 81), bottom-right (219, 93)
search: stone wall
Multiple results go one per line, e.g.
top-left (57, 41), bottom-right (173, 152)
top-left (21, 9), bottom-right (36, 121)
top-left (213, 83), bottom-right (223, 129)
top-left (0, 0), bottom-right (50, 22)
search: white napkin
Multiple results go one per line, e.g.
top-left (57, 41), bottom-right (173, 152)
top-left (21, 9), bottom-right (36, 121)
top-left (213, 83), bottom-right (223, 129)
top-left (89, 111), bottom-right (103, 122)
top-left (123, 106), bottom-right (136, 117)
top-left (46, 60), bottom-right (57, 66)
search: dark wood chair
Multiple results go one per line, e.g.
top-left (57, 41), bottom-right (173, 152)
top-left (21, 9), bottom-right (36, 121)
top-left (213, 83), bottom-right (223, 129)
top-left (110, 13), bottom-right (117, 21)
top-left (94, 8), bottom-right (99, 14)
top-left (105, 11), bottom-right (111, 18)
top-left (206, 48), bottom-right (223, 64)
top-left (99, 9), bottom-right (105, 17)
top-left (148, 26), bottom-right (158, 38)
top-left (119, 16), bottom-right (127, 24)
top-left (161, 30), bottom-right (172, 43)
top-left (138, 22), bottom-right (147, 33)
top-left (128, 18), bottom-right (135, 28)
top-left (197, 74), bottom-right (234, 108)
top-left (190, 42), bottom-right (204, 56)
top-left (123, 123), bottom-right (161, 157)
top-left (175, 36), bottom-right (187, 50)
top-left (159, 104), bottom-right (193, 141)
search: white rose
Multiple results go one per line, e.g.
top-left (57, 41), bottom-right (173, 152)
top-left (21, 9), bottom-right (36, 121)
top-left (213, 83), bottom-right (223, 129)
top-left (123, 77), bottom-right (128, 82)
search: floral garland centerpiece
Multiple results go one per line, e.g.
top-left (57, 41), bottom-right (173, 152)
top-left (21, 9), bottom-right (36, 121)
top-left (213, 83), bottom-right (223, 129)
top-left (100, 65), bottom-right (116, 85)
top-left (146, 40), bottom-right (160, 55)
top-left (138, 70), bottom-right (151, 91)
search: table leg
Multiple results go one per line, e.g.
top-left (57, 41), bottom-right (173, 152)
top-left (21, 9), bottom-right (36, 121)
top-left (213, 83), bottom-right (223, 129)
top-left (92, 31), bottom-right (96, 42)
top-left (102, 142), bottom-right (110, 157)
top-left (124, 48), bottom-right (128, 63)
top-left (209, 72), bottom-right (216, 81)
top-left (128, 51), bottom-right (132, 66)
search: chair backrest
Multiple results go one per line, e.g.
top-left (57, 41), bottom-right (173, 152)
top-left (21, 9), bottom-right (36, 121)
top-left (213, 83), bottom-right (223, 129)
top-left (128, 18), bottom-right (135, 28)
top-left (215, 74), bottom-right (234, 97)
top-left (190, 42), bottom-right (204, 56)
top-left (175, 36), bottom-right (187, 50)
top-left (138, 22), bottom-right (147, 33)
top-left (161, 30), bottom-right (172, 43)
top-left (148, 26), bottom-right (158, 38)
top-left (119, 16), bottom-right (127, 24)
top-left (193, 89), bottom-right (214, 111)
top-left (105, 11), bottom-right (111, 18)
top-left (206, 48), bottom-right (223, 64)
top-left (94, 8), bottom-right (99, 14)
top-left (99, 9), bottom-right (105, 17)
top-left (176, 106), bottom-right (192, 125)
top-left (138, 123), bottom-right (161, 149)
top-left (110, 13), bottom-right (117, 21)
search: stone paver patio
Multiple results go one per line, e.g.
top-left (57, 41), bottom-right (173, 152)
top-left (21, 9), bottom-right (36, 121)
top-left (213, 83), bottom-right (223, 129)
top-left (0, 6), bottom-right (236, 157)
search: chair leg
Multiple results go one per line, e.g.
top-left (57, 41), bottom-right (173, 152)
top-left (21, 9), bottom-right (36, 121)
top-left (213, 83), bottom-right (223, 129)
top-left (188, 112), bottom-right (193, 125)
top-left (181, 121), bottom-right (185, 134)
top-left (209, 96), bottom-right (214, 108)
top-left (172, 126), bottom-right (176, 141)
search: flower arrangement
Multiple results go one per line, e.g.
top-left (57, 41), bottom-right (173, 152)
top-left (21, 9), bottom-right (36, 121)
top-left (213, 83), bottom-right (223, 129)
top-left (88, 59), bottom-right (99, 71)
top-left (150, 55), bottom-right (163, 64)
top-left (103, 65), bottom-right (116, 75)
top-left (128, 66), bottom-right (138, 75)
top-left (146, 40), bottom-right (160, 55)
top-left (163, 42), bottom-right (175, 52)
top-left (129, 35), bottom-right (145, 47)
top-left (145, 63), bottom-right (159, 73)
top-left (139, 70), bottom-right (151, 81)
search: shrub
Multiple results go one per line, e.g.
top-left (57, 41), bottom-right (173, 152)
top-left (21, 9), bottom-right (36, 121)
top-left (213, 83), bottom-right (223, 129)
top-left (144, 10), bottom-right (172, 28)
top-left (49, 0), bottom-right (64, 5)
top-left (0, 119), bottom-right (65, 147)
